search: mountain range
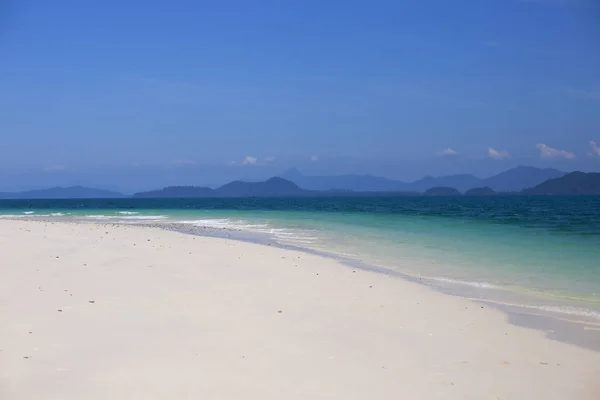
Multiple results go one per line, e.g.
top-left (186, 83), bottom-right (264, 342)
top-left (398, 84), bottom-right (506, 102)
top-left (1, 167), bottom-right (598, 199)
top-left (281, 166), bottom-right (565, 193)
top-left (134, 177), bottom-right (306, 198)
top-left (522, 172), bottom-right (600, 195)
top-left (133, 171), bottom-right (600, 198)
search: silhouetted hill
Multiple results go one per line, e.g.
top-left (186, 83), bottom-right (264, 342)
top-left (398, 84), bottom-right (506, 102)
top-left (522, 172), bottom-right (600, 195)
top-left (133, 177), bottom-right (305, 198)
top-left (133, 186), bottom-right (213, 198)
top-left (0, 186), bottom-right (124, 199)
top-left (414, 167), bottom-right (565, 192)
top-left (281, 168), bottom-right (303, 180)
top-left (423, 186), bottom-right (462, 196)
top-left (280, 166), bottom-right (566, 193)
top-left (215, 177), bottom-right (304, 197)
top-left (281, 169), bottom-right (408, 191)
top-left (464, 187), bottom-right (496, 196)
top-left (411, 174), bottom-right (481, 193)
top-left (483, 166), bottom-right (565, 192)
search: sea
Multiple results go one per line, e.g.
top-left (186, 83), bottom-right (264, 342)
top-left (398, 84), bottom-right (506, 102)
top-left (2, 195), bottom-right (600, 331)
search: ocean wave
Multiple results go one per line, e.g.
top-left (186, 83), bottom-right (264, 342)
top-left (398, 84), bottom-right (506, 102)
top-left (0, 213), bottom-right (59, 218)
top-left (275, 235), bottom-right (320, 241)
top-left (84, 214), bottom-right (167, 221)
top-left (538, 305), bottom-right (600, 320)
top-left (23, 211), bottom-right (35, 215)
top-left (177, 218), bottom-right (321, 244)
top-left (274, 234), bottom-right (321, 243)
top-left (84, 215), bottom-right (113, 220)
top-left (428, 276), bottom-right (502, 290)
top-left (51, 212), bottom-right (66, 216)
top-left (118, 211), bottom-right (139, 215)
top-left (120, 215), bottom-right (168, 220)
top-left (463, 297), bottom-right (600, 321)
top-left (179, 219), bottom-right (267, 230)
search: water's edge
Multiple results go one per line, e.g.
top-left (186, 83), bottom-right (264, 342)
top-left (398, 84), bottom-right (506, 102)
top-left (156, 220), bottom-right (600, 352)
top-left (4, 216), bottom-right (600, 352)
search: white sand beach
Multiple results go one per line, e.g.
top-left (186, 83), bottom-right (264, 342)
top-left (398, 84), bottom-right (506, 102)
top-left (0, 219), bottom-right (598, 399)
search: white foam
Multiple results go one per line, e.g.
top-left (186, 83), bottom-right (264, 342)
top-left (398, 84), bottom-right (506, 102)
top-left (179, 219), bottom-right (235, 227)
top-left (429, 276), bottom-right (501, 290)
top-left (179, 219), bottom-right (268, 230)
top-left (84, 214), bottom-right (167, 221)
top-left (50, 213), bottom-right (66, 216)
top-left (85, 215), bottom-right (113, 220)
top-left (119, 215), bottom-right (168, 220)
top-left (118, 211), bottom-right (139, 215)
top-left (538, 305), bottom-right (600, 319)
top-left (178, 218), bottom-right (321, 244)
top-left (23, 211), bottom-right (35, 215)
top-left (277, 237), bottom-right (319, 244)
top-left (270, 230), bottom-right (296, 236)
top-left (464, 297), bottom-right (600, 321)
top-left (0, 213), bottom-right (58, 218)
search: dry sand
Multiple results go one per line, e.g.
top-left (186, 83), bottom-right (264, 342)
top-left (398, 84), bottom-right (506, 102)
top-left (0, 219), bottom-right (598, 399)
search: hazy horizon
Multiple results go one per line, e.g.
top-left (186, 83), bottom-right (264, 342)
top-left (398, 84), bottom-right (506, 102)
top-left (0, 163), bottom-right (585, 194)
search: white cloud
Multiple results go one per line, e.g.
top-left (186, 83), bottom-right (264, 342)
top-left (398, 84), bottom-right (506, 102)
top-left (242, 156), bottom-right (257, 165)
top-left (43, 165), bottom-right (66, 172)
top-left (589, 141), bottom-right (600, 157)
top-left (488, 147), bottom-right (511, 160)
top-left (536, 143), bottom-right (576, 160)
top-left (230, 156), bottom-right (266, 165)
top-left (171, 159), bottom-right (196, 166)
top-left (438, 148), bottom-right (457, 156)
top-left (311, 155), bottom-right (318, 161)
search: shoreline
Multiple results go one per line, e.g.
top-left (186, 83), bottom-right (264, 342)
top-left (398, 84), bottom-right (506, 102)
top-left (1, 219), bottom-right (599, 399)
top-left (161, 221), bottom-right (600, 352)
top-left (4, 215), bottom-right (600, 351)
top-left (2, 210), bottom-right (600, 311)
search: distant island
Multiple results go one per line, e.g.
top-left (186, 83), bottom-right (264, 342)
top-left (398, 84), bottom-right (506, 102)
top-left (423, 187), bottom-right (462, 196)
top-left (131, 186), bottom-right (213, 198)
top-left (134, 177), bottom-right (306, 198)
top-left (134, 177), bottom-right (418, 198)
top-left (133, 172), bottom-right (600, 198)
top-left (1, 168), bottom-right (599, 200)
top-left (281, 166), bottom-right (565, 193)
top-left (522, 172), bottom-right (600, 195)
top-left (464, 187), bottom-right (496, 196)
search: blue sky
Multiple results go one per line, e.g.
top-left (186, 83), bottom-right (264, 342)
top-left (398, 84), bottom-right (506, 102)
top-left (0, 0), bottom-right (599, 190)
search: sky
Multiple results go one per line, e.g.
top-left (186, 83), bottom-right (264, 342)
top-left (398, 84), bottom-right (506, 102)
top-left (0, 0), bottom-right (599, 191)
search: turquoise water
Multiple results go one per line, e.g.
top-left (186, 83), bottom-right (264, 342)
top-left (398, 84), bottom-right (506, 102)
top-left (1, 196), bottom-right (600, 320)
